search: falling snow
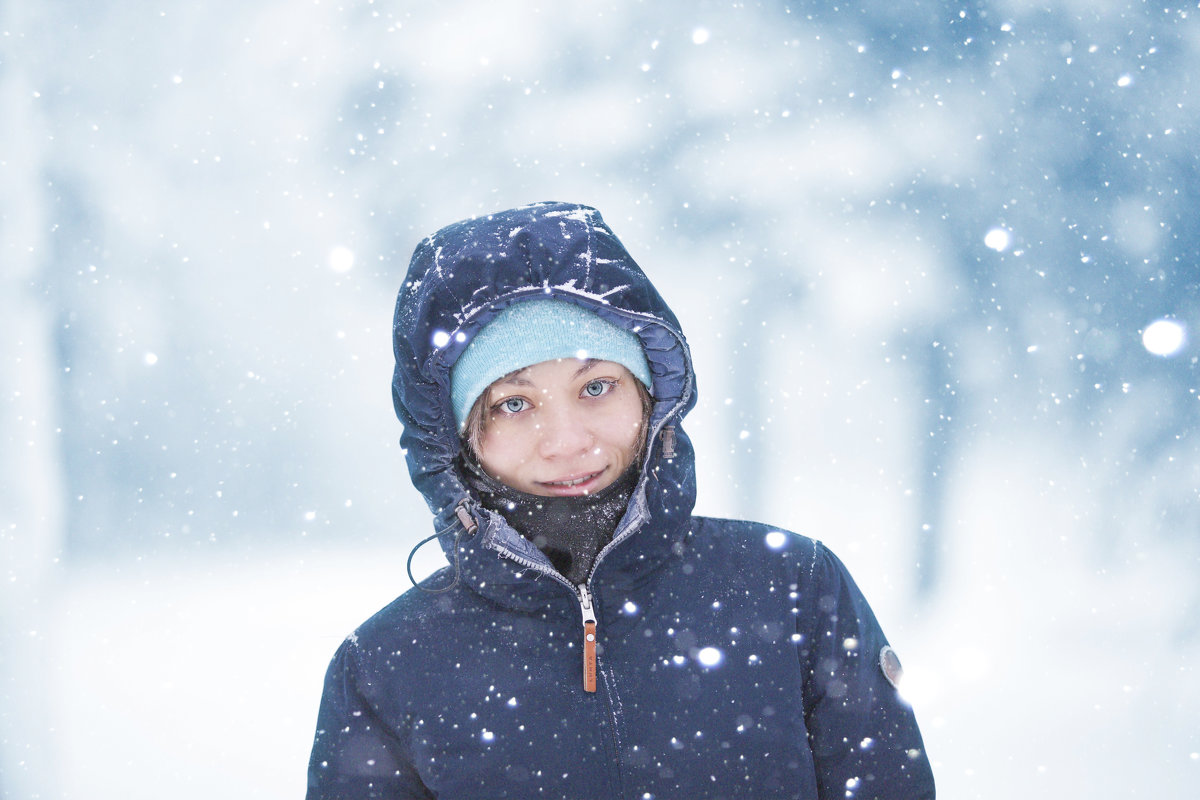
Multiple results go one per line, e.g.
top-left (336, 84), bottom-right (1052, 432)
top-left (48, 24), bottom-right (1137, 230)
top-left (2, 1), bottom-right (1197, 799)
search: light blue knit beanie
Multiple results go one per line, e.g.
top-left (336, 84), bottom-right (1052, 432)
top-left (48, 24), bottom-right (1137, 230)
top-left (450, 299), bottom-right (652, 429)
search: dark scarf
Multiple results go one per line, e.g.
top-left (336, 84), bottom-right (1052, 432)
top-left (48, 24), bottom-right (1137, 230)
top-left (460, 454), bottom-right (640, 585)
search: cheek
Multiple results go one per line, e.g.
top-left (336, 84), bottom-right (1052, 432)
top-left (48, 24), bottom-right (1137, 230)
top-left (610, 399), bottom-right (647, 452)
top-left (476, 428), bottom-right (521, 470)
top-left (624, 416), bottom-right (644, 445)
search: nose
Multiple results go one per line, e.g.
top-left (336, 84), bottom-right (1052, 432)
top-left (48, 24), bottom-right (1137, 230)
top-left (535, 402), bottom-right (594, 459)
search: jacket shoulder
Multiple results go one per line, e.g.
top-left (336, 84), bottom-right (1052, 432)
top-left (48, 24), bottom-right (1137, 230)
top-left (686, 516), bottom-right (861, 596)
top-left (689, 515), bottom-right (821, 565)
top-left (340, 570), bottom-right (487, 663)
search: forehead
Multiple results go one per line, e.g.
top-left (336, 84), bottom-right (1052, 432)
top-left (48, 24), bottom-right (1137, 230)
top-left (489, 358), bottom-right (620, 392)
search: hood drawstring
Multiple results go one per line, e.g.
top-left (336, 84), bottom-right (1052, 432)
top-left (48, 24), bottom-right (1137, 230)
top-left (660, 425), bottom-right (677, 458)
top-left (406, 499), bottom-right (477, 594)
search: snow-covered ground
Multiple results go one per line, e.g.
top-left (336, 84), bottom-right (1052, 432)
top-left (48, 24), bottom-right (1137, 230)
top-left (20, 480), bottom-right (1200, 799)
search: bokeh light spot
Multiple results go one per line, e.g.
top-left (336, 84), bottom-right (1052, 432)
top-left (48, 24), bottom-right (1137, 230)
top-left (984, 228), bottom-right (1011, 252)
top-left (329, 245), bottom-right (355, 273)
top-left (696, 646), bottom-right (724, 668)
top-left (1142, 318), bottom-right (1186, 357)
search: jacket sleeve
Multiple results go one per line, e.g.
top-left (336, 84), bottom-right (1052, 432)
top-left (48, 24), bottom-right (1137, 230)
top-left (799, 542), bottom-right (936, 800)
top-left (306, 636), bottom-right (433, 800)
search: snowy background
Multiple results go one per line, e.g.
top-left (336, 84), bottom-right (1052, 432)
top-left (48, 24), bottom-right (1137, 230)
top-left (2, 0), bottom-right (1199, 797)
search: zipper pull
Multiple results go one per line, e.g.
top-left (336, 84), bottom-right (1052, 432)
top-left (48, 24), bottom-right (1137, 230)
top-left (578, 584), bottom-right (597, 693)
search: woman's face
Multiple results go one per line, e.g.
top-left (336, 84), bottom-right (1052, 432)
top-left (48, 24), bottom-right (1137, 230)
top-left (474, 358), bottom-right (646, 497)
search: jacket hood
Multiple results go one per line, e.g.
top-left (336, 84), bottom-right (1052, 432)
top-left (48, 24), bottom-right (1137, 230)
top-left (392, 202), bottom-right (697, 603)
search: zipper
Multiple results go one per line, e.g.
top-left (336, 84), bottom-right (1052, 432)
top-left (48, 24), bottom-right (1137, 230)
top-left (475, 522), bottom-right (600, 693)
top-left (578, 583), bottom-right (598, 693)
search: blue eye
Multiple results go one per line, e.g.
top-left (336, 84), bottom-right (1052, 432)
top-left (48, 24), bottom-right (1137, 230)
top-left (493, 397), bottom-right (530, 415)
top-left (583, 379), bottom-right (612, 397)
top-left (501, 397), bottom-right (528, 413)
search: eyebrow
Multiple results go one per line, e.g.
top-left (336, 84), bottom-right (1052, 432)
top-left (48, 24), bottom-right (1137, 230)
top-left (494, 358), bottom-right (603, 388)
top-left (572, 358), bottom-right (603, 379)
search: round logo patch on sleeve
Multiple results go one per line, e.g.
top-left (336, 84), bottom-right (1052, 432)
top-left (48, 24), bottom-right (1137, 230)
top-left (879, 645), bottom-right (904, 690)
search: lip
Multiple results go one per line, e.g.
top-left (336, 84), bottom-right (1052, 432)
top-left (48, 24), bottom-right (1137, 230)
top-left (536, 469), bottom-right (607, 496)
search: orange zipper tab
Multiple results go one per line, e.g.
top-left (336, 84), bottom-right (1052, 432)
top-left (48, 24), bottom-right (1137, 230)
top-left (578, 584), bottom-right (597, 693)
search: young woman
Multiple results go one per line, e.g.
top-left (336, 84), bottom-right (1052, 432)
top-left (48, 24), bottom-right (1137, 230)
top-left (307, 202), bottom-right (935, 799)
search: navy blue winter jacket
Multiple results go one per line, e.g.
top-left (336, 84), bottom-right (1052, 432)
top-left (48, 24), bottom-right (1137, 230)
top-left (306, 202), bottom-right (935, 799)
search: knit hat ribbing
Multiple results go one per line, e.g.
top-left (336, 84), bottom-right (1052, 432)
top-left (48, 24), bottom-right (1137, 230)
top-left (450, 299), bottom-right (652, 428)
